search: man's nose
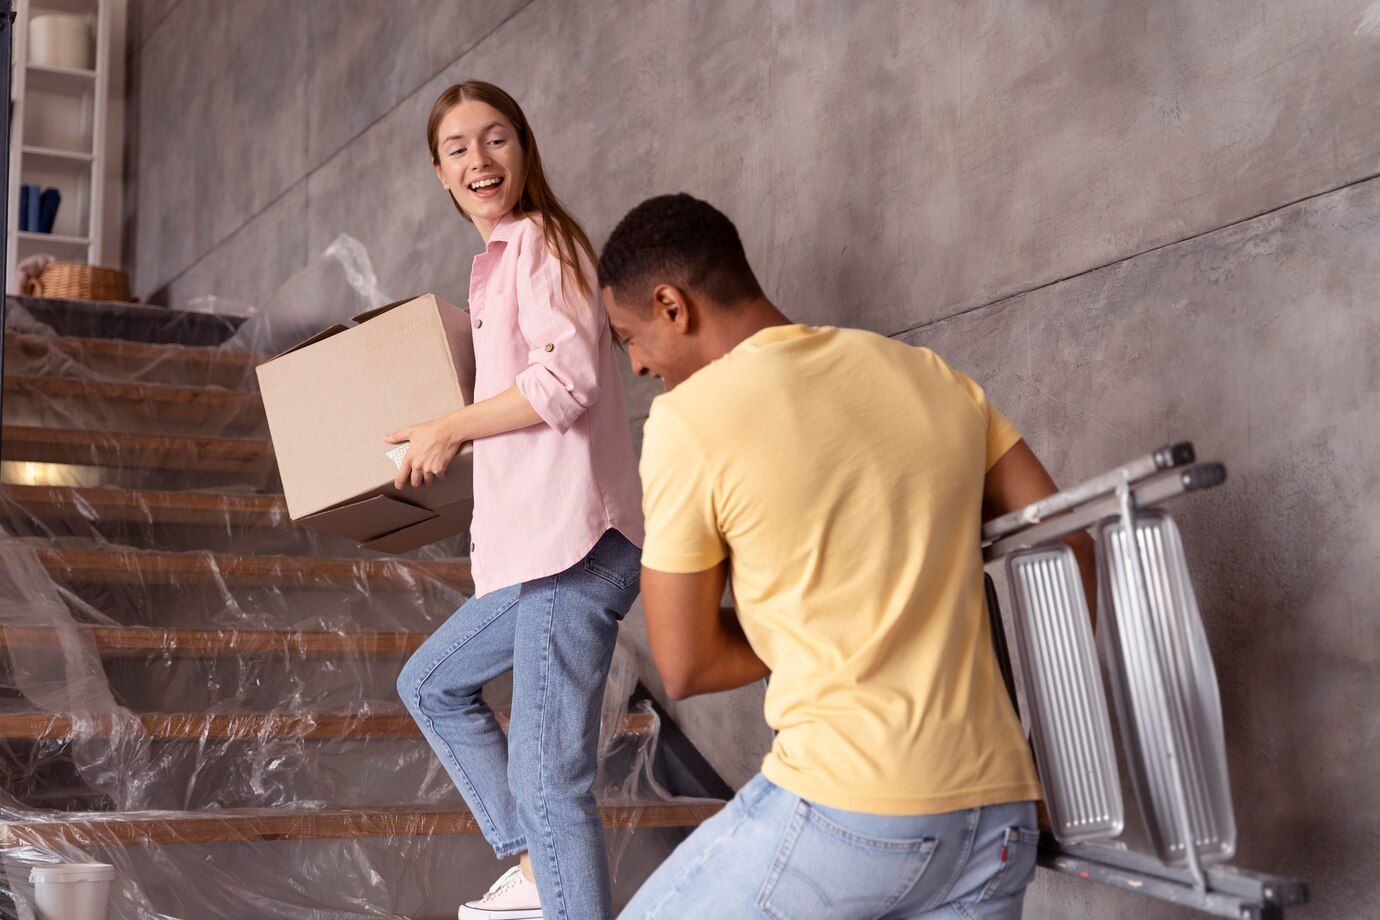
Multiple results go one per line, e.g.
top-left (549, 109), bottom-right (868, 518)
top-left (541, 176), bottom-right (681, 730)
top-left (631, 357), bottom-right (650, 377)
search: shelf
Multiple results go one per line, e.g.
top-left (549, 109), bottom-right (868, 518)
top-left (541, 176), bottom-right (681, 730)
top-left (25, 63), bottom-right (97, 96)
top-left (22, 144), bottom-right (94, 172)
top-left (28, 0), bottom-right (99, 16)
top-left (17, 231), bottom-right (89, 249)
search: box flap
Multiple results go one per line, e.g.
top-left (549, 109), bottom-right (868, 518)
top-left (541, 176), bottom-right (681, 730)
top-left (257, 295), bottom-right (474, 520)
top-left (350, 293), bottom-right (431, 325)
top-left (268, 323), bottom-right (352, 361)
top-left (361, 512), bottom-right (469, 555)
top-left (298, 494), bottom-right (436, 543)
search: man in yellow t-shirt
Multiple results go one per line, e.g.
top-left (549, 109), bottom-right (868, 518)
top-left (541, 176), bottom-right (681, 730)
top-left (602, 195), bottom-right (1083, 920)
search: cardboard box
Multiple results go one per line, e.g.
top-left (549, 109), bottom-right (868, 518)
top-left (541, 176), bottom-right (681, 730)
top-left (256, 293), bottom-right (476, 554)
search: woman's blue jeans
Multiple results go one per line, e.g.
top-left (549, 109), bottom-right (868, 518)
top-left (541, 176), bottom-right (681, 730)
top-left (398, 528), bottom-right (642, 920)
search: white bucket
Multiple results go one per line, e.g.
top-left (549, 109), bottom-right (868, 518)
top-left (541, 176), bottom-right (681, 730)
top-left (28, 864), bottom-right (114, 920)
top-left (29, 13), bottom-right (94, 71)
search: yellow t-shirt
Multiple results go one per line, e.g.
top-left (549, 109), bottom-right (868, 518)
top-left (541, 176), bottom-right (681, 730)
top-left (639, 324), bottom-right (1041, 815)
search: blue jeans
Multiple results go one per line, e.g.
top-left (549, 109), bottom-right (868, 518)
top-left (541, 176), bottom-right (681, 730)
top-left (621, 775), bottom-right (1039, 919)
top-left (398, 528), bottom-right (642, 920)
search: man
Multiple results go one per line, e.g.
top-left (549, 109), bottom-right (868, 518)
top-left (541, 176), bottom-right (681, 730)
top-left (600, 194), bottom-right (1080, 919)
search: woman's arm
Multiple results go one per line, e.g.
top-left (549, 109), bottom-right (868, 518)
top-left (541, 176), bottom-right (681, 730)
top-left (385, 385), bottom-right (542, 490)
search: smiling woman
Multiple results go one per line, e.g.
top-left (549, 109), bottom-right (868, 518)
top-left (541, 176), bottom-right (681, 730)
top-left (425, 81), bottom-right (596, 299)
top-left (394, 80), bottom-right (647, 920)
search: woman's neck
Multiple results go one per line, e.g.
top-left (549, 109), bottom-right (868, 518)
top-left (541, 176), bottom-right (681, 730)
top-left (473, 208), bottom-right (519, 245)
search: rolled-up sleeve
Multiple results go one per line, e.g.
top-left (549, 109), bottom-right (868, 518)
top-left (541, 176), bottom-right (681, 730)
top-left (513, 233), bottom-right (604, 434)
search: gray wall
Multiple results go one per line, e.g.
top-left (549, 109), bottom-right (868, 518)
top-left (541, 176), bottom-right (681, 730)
top-left (129, 1), bottom-right (1380, 916)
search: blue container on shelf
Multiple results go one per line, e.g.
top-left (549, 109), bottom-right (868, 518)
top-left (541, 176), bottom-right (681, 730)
top-left (19, 184), bottom-right (40, 232)
top-left (38, 188), bottom-right (61, 233)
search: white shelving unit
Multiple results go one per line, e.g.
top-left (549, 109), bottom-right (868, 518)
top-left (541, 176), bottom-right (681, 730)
top-left (5, 0), bottom-right (126, 295)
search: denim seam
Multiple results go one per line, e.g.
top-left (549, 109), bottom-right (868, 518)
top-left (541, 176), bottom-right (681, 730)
top-left (582, 554), bottom-right (640, 590)
top-left (531, 572), bottom-right (567, 917)
top-left (409, 594), bottom-right (519, 848)
top-left (919, 805), bottom-right (982, 912)
top-left (640, 799), bottom-right (756, 919)
top-left (759, 801), bottom-right (936, 917)
top-left (756, 800), bottom-right (808, 920)
top-left (802, 806), bottom-right (939, 853)
top-left (978, 825), bottom-right (1037, 902)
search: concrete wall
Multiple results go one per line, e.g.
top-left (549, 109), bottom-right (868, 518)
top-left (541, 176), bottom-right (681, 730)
top-left (128, 1), bottom-right (1380, 916)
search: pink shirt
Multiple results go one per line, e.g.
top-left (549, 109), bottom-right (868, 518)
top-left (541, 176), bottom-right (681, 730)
top-left (465, 211), bottom-right (644, 595)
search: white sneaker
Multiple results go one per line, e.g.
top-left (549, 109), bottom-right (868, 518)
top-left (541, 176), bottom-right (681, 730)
top-left (458, 865), bottom-right (543, 919)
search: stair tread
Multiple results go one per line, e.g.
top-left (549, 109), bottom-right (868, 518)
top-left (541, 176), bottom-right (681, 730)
top-left (5, 374), bottom-right (265, 414)
top-left (6, 331), bottom-right (260, 365)
top-left (0, 624), bottom-right (421, 657)
top-left (5, 332), bottom-right (260, 388)
top-left (2, 425), bottom-right (272, 473)
top-left (1, 484), bottom-right (288, 527)
top-left (0, 710), bottom-right (656, 742)
top-left (0, 801), bottom-right (724, 847)
top-left (35, 547), bottom-right (472, 590)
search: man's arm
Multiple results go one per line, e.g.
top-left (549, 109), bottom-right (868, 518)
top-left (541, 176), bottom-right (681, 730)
top-left (641, 560), bottom-right (770, 701)
top-left (984, 439), bottom-right (1098, 625)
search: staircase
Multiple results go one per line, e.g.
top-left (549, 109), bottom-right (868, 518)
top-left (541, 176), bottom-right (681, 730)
top-left (0, 295), bottom-right (722, 918)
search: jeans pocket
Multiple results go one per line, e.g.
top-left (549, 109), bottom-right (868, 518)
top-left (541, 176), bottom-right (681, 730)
top-left (756, 801), bottom-right (938, 920)
top-left (582, 529), bottom-right (641, 590)
top-left (978, 826), bottom-right (1041, 902)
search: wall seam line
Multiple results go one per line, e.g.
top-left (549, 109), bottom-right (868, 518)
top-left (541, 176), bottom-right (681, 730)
top-left (890, 168), bottom-right (1380, 341)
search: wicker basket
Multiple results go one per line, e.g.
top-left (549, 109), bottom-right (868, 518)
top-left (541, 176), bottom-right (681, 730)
top-left (26, 262), bottom-right (132, 303)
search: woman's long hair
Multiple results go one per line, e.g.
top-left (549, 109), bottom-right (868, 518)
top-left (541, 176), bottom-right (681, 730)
top-left (427, 81), bottom-right (596, 299)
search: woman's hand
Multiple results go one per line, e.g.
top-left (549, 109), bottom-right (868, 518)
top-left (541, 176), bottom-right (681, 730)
top-left (385, 411), bottom-right (465, 490)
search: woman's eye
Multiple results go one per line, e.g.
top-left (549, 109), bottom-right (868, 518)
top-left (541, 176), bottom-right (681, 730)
top-left (488, 139), bottom-right (506, 146)
top-left (450, 148), bottom-right (465, 157)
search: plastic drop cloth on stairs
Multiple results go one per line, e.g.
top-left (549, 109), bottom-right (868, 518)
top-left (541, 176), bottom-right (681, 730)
top-left (0, 236), bottom-right (710, 919)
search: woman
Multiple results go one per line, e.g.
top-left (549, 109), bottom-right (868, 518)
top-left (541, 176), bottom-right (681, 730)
top-left (394, 81), bottom-right (644, 920)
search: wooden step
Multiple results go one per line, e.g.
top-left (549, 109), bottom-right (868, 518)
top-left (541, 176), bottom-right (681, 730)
top-left (4, 375), bottom-right (266, 431)
top-left (0, 802), bottom-right (725, 848)
top-left (4, 332), bottom-right (259, 388)
top-left (35, 548), bottom-right (472, 592)
top-left (1, 484), bottom-right (288, 529)
top-left (0, 625), bottom-right (421, 658)
top-left (2, 426), bottom-right (273, 474)
top-left (0, 710), bottom-right (656, 742)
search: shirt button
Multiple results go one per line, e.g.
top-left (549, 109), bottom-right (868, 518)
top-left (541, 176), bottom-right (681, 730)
top-left (544, 343), bottom-right (554, 352)
top-left (474, 319), bottom-right (483, 329)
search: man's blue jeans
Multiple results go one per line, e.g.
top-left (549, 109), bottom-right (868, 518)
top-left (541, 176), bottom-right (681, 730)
top-left (621, 774), bottom-right (1039, 919)
top-left (398, 529), bottom-right (642, 920)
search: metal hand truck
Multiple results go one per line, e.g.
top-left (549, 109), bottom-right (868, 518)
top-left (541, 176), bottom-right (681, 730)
top-left (982, 443), bottom-right (1308, 919)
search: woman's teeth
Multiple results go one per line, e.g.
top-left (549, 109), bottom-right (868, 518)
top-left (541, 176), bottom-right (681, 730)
top-left (469, 177), bottom-right (503, 191)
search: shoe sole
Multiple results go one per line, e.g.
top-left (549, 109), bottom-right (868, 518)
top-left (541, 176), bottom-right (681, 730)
top-left (458, 906), bottom-right (543, 919)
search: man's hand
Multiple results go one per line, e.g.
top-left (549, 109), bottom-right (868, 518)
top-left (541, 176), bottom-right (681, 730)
top-left (385, 412), bottom-right (465, 490)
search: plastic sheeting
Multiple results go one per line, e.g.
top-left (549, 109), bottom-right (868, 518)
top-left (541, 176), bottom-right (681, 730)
top-left (0, 238), bottom-right (699, 918)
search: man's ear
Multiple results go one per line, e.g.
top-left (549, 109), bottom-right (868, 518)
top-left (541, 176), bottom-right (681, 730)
top-left (652, 284), bottom-right (693, 334)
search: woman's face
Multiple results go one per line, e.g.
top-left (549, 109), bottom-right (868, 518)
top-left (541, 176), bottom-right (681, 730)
top-left (433, 100), bottom-right (525, 234)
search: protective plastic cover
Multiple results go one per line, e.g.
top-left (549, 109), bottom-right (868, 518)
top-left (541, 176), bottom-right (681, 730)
top-left (0, 237), bottom-right (706, 917)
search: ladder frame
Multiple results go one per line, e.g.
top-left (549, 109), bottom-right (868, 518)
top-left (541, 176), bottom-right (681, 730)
top-left (982, 448), bottom-right (1308, 918)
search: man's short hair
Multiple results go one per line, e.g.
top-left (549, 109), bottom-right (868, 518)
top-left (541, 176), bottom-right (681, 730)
top-left (597, 194), bottom-right (764, 308)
